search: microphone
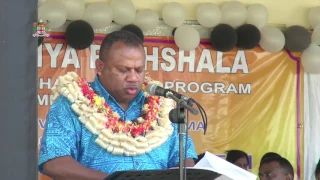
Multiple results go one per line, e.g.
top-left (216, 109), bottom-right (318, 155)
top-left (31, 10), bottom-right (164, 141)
top-left (146, 84), bottom-right (199, 115)
top-left (146, 84), bottom-right (192, 103)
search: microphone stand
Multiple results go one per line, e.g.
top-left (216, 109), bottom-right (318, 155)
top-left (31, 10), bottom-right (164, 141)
top-left (177, 100), bottom-right (186, 180)
top-left (167, 92), bottom-right (198, 180)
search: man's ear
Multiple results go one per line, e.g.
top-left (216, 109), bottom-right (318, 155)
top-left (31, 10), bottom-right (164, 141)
top-left (95, 59), bottom-right (104, 75)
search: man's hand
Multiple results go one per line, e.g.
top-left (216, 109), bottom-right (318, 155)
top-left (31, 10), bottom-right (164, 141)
top-left (43, 156), bottom-right (109, 180)
top-left (175, 158), bottom-right (195, 167)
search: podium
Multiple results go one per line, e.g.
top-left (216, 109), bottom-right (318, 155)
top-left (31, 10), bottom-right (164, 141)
top-left (104, 168), bottom-right (221, 180)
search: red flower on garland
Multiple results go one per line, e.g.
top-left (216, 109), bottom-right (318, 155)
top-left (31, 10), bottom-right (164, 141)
top-left (78, 78), bottom-right (95, 104)
top-left (77, 79), bottom-right (160, 137)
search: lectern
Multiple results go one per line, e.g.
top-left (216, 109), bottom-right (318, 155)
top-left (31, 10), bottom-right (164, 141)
top-left (104, 168), bottom-right (221, 180)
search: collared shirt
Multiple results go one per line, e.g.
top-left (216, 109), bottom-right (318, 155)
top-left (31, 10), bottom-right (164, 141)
top-left (39, 76), bottom-right (197, 175)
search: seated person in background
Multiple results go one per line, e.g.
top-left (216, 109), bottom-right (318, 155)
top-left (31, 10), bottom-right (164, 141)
top-left (260, 152), bottom-right (282, 166)
top-left (316, 159), bottom-right (320, 180)
top-left (225, 150), bottom-right (249, 170)
top-left (259, 157), bottom-right (294, 180)
top-left (38, 30), bottom-right (197, 180)
top-left (194, 152), bottom-right (253, 180)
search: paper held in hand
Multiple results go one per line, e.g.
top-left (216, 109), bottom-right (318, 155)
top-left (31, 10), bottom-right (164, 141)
top-left (194, 151), bottom-right (257, 180)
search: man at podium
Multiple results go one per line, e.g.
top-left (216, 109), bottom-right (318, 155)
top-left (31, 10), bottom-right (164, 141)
top-left (38, 30), bottom-right (197, 180)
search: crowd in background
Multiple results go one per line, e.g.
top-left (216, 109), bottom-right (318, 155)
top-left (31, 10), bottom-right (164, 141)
top-left (196, 150), bottom-right (320, 180)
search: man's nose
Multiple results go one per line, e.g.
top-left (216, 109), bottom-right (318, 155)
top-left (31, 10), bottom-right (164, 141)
top-left (127, 70), bottom-right (139, 82)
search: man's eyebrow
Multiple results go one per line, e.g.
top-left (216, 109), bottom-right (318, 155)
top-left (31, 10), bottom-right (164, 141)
top-left (116, 65), bottom-right (130, 68)
top-left (136, 66), bottom-right (144, 70)
top-left (116, 65), bottom-right (144, 70)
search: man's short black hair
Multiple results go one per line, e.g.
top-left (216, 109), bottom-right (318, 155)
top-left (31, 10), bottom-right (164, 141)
top-left (260, 152), bottom-right (282, 166)
top-left (225, 150), bottom-right (249, 164)
top-left (260, 157), bottom-right (294, 176)
top-left (99, 30), bottom-right (144, 61)
top-left (316, 159), bottom-right (320, 176)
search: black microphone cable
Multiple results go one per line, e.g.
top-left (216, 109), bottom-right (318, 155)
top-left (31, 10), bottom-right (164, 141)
top-left (183, 98), bottom-right (207, 179)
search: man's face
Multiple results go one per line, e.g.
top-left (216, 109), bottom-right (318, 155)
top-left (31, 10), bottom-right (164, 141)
top-left (317, 173), bottom-right (320, 180)
top-left (259, 162), bottom-right (292, 180)
top-left (96, 41), bottom-right (145, 104)
top-left (234, 157), bottom-right (248, 170)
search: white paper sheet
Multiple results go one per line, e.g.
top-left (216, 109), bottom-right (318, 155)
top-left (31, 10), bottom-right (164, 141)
top-left (215, 175), bottom-right (233, 180)
top-left (194, 151), bottom-right (257, 180)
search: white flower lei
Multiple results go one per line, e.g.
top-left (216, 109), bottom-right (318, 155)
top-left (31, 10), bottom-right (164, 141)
top-left (51, 72), bottom-right (174, 156)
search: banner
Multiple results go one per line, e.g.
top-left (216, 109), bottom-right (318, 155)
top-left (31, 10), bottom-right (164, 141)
top-left (38, 32), bottom-right (304, 180)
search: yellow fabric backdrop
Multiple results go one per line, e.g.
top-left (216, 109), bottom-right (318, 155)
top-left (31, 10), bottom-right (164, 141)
top-left (37, 32), bottom-right (304, 179)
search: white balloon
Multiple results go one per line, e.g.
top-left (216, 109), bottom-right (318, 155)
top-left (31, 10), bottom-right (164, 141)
top-left (312, 25), bottom-right (320, 45)
top-left (196, 3), bottom-right (221, 28)
top-left (301, 44), bottom-right (320, 74)
top-left (57, 0), bottom-right (85, 20)
top-left (221, 1), bottom-right (247, 28)
top-left (38, 0), bottom-right (47, 7)
top-left (246, 4), bottom-right (269, 29)
top-left (308, 7), bottom-right (320, 29)
top-left (134, 9), bottom-right (159, 31)
top-left (38, 2), bottom-right (67, 29)
top-left (259, 27), bottom-right (285, 53)
top-left (110, 0), bottom-right (136, 25)
top-left (174, 25), bottom-right (200, 51)
top-left (162, 2), bottom-right (186, 27)
top-left (83, 2), bottom-right (113, 29)
top-left (84, 0), bottom-right (107, 5)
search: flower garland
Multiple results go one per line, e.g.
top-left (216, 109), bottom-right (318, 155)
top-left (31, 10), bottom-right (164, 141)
top-left (52, 72), bottom-right (174, 156)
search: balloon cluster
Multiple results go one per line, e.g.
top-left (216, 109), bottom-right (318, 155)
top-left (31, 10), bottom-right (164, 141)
top-left (303, 7), bottom-right (320, 74)
top-left (38, 0), bottom-right (156, 50)
top-left (168, 1), bottom-right (265, 51)
top-left (37, 0), bottom-right (320, 73)
top-left (38, 0), bottom-right (158, 30)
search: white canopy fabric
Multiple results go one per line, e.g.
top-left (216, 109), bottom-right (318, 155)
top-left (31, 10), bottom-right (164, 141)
top-left (304, 73), bottom-right (320, 180)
